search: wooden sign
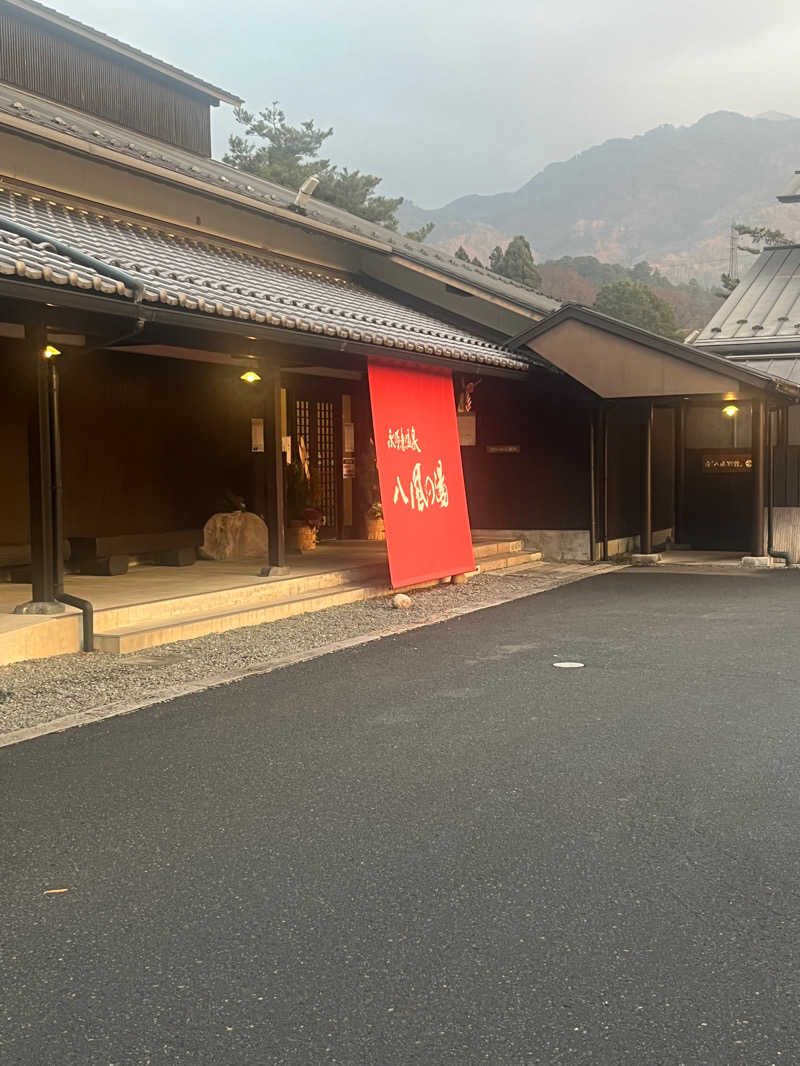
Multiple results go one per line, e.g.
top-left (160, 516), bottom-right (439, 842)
top-left (702, 453), bottom-right (752, 474)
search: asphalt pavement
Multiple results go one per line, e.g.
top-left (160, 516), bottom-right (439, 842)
top-left (3, 569), bottom-right (800, 1065)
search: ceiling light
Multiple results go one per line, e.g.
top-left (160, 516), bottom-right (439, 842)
top-left (240, 370), bottom-right (261, 384)
top-left (722, 404), bottom-right (739, 417)
top-left (43, 345), bottom-right (61, 359)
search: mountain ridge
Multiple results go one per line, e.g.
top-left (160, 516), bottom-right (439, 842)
top-left (398, 111), bottom-right (800, 286)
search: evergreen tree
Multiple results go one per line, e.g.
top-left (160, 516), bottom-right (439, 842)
top-left (224, 101), bottom-right (403, 229)
top-left (404, 222), bottom-right (435, 243)
top-left (495, 235), bottom-right (541, 289)
top-left (454, 245), bottom-right (470, 261)
top-left (488, 245), bottom-right (505, 273)
top-left (594, 279), bottom-right (682, 340)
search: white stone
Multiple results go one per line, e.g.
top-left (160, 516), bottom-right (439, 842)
top-left (392, 593), bottom-right (412, 609)
top-left (740, 556), bottom-right (773, 569)
top-left (630, 553), bottom-right (662, 566)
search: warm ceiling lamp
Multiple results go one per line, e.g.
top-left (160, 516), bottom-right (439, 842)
top-left (240, 370), bottom-right (262, 384)
top-left (43, 345), bottom-right (61, 359)
top-left (722, 404), bottom-right (739, 417)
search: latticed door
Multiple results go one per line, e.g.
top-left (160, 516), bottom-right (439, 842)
top-left (294, 396), bottom-right (339, 536)
top-left (315, 400), bottom-right (338, 534)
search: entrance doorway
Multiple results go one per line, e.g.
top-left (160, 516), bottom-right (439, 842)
top-left (681, 403), bottom-right (753, 550)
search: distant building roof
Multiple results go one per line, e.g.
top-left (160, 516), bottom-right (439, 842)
top-left (0, 0), bottom-right (241, 105)
top-left (0, 188), bottom-right (527, 371)
top-left (777, 170), bottom-right (800, 203)
top-left (0, 81), bottom-right (562, 320)
top-left (696, 245), bottom-right (800, 351)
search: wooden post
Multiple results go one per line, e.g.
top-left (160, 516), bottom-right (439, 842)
top-left (752, 397), bottom-right (766, 557)
top-left (641, 400), bottom-right (653, 555)
top-left (263, 366), bottom-right (286, 570)
top-left (15, 319), bottom-right (63, 613)
top-left (588, 408), bottom-right (597, 561)
top-left (675, 403), bottom-right (686, 546)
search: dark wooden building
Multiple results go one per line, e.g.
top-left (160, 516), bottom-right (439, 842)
top-left (1, 1), bottom-right (797, 664)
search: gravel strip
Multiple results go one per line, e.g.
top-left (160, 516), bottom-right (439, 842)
top-left (0, 561), bottom-right (619, 739)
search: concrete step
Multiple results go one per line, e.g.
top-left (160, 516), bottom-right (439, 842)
top-left (474, 550), bottom-right (542, 574)
top-left (93, 542), bottom-right (541, 655)
top-left (473, 539), bottom-right (524, 559)
top-left (92, 560), bottom-right (388, 632)
top-left (95, 579), bottom-right (389, 654)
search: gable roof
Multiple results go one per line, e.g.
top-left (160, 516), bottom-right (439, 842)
top-left (0, 0), bottom-right (241, 105)
top-left (0, 81), bottom-right (561, 320)
top-left (509, 304), bottom-right (799, 397)
top-left (0, 187), bottom-right (527, 371)
top-left (695, 245), bottom-right (800, 352)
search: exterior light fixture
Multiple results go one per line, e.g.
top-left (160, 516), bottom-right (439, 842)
top-left (43, 345), bottom-right (61, 359)
top-left (722, 404), bottom-right (739, 417)
top-left (240, 370), bottom-right (262, 384)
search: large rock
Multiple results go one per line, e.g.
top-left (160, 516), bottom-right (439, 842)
top-left (200, 511), bottom-right (268, 561)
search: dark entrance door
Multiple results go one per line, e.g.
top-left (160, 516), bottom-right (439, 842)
top-left (291, 382), bottom-right (342, 539)
top-left (681, 404), bottom-right (753, 550)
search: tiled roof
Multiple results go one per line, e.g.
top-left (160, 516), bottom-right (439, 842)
top-left (696, 246), bottom-right (800, 349)
top-left (3, 0), bottom-right (240, 104)
top-left (0, 82), bottom-right (561, 318)
top-left (0, 188), bottom-right (528, 371)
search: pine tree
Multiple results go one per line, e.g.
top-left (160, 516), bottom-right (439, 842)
top-left (224, 101), bottom-right (403, 229)
top-left (454, 245), bottom-right (470, 261)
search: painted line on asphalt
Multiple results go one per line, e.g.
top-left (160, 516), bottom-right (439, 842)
top-left (0, 565), bottom-right (619, 749)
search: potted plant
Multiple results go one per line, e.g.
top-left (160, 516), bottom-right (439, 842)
top-left (286, 457), bottom-right (320, 552)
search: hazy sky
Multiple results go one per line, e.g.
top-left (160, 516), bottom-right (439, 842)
top-left (56, 0), bottom-right (800, 207)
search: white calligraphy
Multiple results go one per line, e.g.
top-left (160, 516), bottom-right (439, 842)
top-left (393, 460), bottom-right (449, 512)
top-left (387, 426), bottom-right (422, 453)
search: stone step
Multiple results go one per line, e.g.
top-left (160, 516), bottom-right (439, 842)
top-left (92, 561), bottom-right (389, 632)
top-left (472, 539), bottom-right (524, 559)
top-left (94, 549), bottom-right (543, 655)
top-left (95, 579), bottom-right (388, 654)
top-left (474, 550), bottom-right (542, 574)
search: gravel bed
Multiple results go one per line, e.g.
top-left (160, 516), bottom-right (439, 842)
top-left (0, 562), bottom-right (619, 738)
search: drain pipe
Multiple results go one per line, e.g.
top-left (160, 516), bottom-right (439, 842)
top-left (768, 406), bottom-right (792, 568)
top-left (0, 214), bottom-right (145, 301)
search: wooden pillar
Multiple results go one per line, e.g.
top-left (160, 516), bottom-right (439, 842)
top-left (752, 397), bottom-right (766, 557)
top-left (263, 366), bottom-right (286, 569)
top-left (674, 403), bottom-right (686, 545)
top-left (641, 400), bottom-right (653, 554)
top-left (588, 408), bottom-right (597, 561)
top-left (15, 320), bottom-right (62, 613)
top-left (601, 404), bottom-right (609, 560)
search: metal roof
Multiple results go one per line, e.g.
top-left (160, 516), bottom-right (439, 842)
top-left (0, 188), bottom-right (528, 371)
top-left (0, 0), bottom-right (241, 104)
top-left (0, 82), bottom-right (562, 319)
top-left (725, 355), bottom-right (800, 386)
top-left (696, 245), bottom-right (800, 349)
top-left (777, 170), bottom-right (800, 203)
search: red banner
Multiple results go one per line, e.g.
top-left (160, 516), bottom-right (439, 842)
top-left (368, 360), bottom-right (475, 588)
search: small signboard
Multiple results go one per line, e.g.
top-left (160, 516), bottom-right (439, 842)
top-left (342, 456), bottom-right (356, 479)
top-left (702, 453), bottom-right (752, 474)
top-left (486, 444), bottom-right (521, 454)
top-left (457, 413), bottom-right (476, 446)
top-left (250, 418), bottom-right (264, 453)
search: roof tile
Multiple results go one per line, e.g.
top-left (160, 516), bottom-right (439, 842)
top-left (0, 189), bottom-right (527, 371)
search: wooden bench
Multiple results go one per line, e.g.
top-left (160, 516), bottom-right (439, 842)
top-left (0, 542), bottom-right (71, 582)
top-left (68, 530), bottom-right (203, 576)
